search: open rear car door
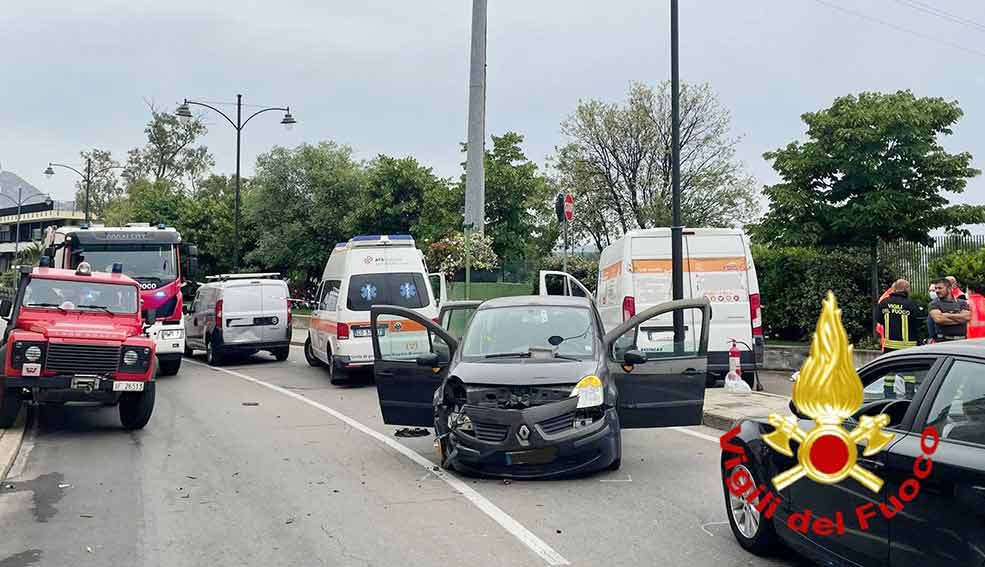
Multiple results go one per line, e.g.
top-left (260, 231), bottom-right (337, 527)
top-left (538, 270), bottom-right (593, 300)
top-left (371, 305), bottom-right (458, 427)
top-left (602, 298), bottom-right (711, 428)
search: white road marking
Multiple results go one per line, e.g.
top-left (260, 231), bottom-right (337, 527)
top-left (669, 426), bottom-right (721, 444)
top-left (700, 521), bottom-right (729, 536)
top-left (599, 474), bottom-right (632, 483)
top-left (184, 359), bottom-right (570, 566)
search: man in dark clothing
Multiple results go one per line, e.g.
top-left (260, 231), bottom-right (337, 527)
top-left (930, 278), bottom-right (972, 342)
top-left (879, 279), bottom-right (924, 352)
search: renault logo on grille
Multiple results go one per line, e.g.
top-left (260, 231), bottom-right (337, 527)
top-left (517, 425), bottom-right (530, 441)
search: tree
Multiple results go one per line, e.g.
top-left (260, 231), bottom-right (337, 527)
top-left (556, 81), bottom-right (758, 250)
top-left (347, 155), bottom-right (451, 246)
top-left (73, 148), bottom-right (124, 219)
top-left (425, 232), bottom-right (498, 274)
top-left (246, 142), bottom-right (364, 285)
top-left (126, 105), bottom-right (213, 191)
top-left (460, 132), bottom-right (555, 266)
top-left (754, 91), bottom-right (985, 325)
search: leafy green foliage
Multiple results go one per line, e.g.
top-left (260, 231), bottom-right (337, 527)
top-left (73, 148), bottom-right (124, 220)
top-left (425, 231), bottom-right (498, 274)
top-left (753, 245), bottom-right (896, 342)
top-left (929, 248), bottom-right (985, 294)
top-left (755, 91), bottom-right (984, 248)
top-left (125, 108), bottom-right (213, 188)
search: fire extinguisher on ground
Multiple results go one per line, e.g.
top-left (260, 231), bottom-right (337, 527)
top-left (725, 338), bottom-right (762, 392)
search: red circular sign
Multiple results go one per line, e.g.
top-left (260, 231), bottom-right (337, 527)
top-left (563, 194), bottom-right (574, 221)
top-left (810, 434), bottom-right (850, 474)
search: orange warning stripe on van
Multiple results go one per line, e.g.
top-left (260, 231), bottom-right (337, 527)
top-left (601, 262), bottom-right (622, 280)
top-left (309, 318), bottom-right (428, 334)
top-left (632, 257), bottom-right (747, 273)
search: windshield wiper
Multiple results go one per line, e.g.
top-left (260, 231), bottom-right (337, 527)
top-left (77, 305), bottom-right (115, 316)
top-left (26, 302), bottom-right (67, 313)
top-left (552, 353), bottom-right (581, 361)
top-left (484, 352), bottom-right (532, 359)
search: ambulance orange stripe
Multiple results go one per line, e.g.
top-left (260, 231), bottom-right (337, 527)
top-left (632, 257), bottom-right (746, 273)
top-left (309, 318), bottom-right (428, 334)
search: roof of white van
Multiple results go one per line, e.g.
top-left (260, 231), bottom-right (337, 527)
top-left (622, 227), bottom-right (745, 237)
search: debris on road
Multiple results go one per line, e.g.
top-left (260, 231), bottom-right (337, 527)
top-left (242, 402), bottom-right (260, 406)
top-left (80, 514), bottom-right (94, 519)
top-left (286, 517), bottom-right (295, 525)
top-left (394, 427), bottom-right (428, 437)
top-left (86, 546), bottom-right (93, 553)
top-left (58, 483), bottom-right (72, 489)
top-left (502, 479), bottom-right (511, 485)
top-left (186, 476), bottom-right (197, 480)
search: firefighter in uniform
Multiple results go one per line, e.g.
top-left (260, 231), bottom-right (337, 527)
top-left (879, 279), bottom-right (924, 353)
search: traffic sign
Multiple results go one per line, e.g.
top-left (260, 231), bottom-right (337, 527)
top-left (563, 193), bottom-right (574, 222)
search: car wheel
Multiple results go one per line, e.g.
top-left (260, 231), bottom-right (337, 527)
top-left (158, 357), bottom-right (181, 376)
top-left (273, 348), bottom-right (290, 362)
top-left (119, 383), bottom-right (155, 430)
top-left (184, 344), bottom-right (194, 357)
top-left (304, 337), bottom-right (323, 367)
top-left (0, 387), bottom-right (22, 428)
top-left (328, 346), bottom-right (347, 385)
top-left (724, 463), bottom-right (779, 555)
top-left (207, 334), bottom-right (224, 367)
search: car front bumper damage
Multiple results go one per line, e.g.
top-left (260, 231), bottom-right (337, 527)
top-left (443, 395), bottom-right (619, 478)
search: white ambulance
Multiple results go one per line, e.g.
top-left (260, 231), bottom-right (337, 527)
top-left (304, 235), bottom-right (446, 384)
top-left (546, 228), bottom-right (763, 386)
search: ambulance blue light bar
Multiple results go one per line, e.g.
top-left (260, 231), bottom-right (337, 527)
top-left (346, 234), bottom-right (415, 247)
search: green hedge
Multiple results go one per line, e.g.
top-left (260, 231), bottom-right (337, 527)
top-left (929, 248), bottom-right (985, 294)
top-left (753, 246), bottom-right (895, 343)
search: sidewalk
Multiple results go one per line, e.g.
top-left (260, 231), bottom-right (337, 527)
top-left (702, 387), bottom-right (790, 431)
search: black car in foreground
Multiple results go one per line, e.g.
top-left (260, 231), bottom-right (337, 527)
top-left (369, 295), bottom-right (712, 478)
top-left (724, 340), bottom-right (985, 566)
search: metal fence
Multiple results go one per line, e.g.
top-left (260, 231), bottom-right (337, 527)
top-left (880, 234), bottom-right (985, 293)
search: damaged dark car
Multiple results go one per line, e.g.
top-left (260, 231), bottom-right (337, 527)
top-left (370, 295), bottom-right (712, 478)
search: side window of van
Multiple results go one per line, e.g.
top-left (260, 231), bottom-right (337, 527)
top-left (313, 282), bottom-right (325, 311)
top-left (322, 280), bottom-right (341, 311)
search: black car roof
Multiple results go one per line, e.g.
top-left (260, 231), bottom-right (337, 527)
top-left (877, 339), bottom-right (985, 359)
top-left (477, 295), bottom-right (593, 310)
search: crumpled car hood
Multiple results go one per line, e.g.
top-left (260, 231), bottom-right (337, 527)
top-left (452, 359), bottom-right (600, 386)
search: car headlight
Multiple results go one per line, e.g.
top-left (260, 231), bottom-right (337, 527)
top-left (448, 412), bottom-right (473, 432)
top-left (123, 350), bottom-right (139, 366)
top-left (25, 346), bottom-right (42, 362)
top-left (161, 329), bottom-right (184, 340)
top-left (570, 375), bottom-right (604, 409)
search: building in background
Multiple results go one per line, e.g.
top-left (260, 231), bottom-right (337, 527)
top-left (0, 171), bottom-right (84, 271)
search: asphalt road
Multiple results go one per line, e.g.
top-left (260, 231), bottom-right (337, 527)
top-left (0, 349), bottom-right (807, 567)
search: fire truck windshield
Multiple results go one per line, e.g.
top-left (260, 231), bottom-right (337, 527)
top-left (74, 244), bottom-right (178, 284)
top-left (24, 278), bottom-right (139, 314)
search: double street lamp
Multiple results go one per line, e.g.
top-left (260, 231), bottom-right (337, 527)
top-left (43, 159), bottom-right (128, 225)
top-left (175, 95), bottom-right (296, 270)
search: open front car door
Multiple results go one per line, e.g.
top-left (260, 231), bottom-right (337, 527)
top-left (371, 305), bottom-right (458, 427)
top-left (538, 270), bottom-right (593, 300)
top-left (603, 298), bottom-right (711, 428)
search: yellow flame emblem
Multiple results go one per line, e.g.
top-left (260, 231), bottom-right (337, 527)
top-left (763, 292), bottom-right (895, 493)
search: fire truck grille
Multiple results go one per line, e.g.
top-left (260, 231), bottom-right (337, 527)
top-left (45, 344), bottom-right (121, 375)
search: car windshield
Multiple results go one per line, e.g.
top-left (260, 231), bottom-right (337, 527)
top-left (23, 277), bottom-right (139, 314)
top-left (461, 305), bottom-right (596, 360)
top-left (74, 244), bottom-right (178, 283)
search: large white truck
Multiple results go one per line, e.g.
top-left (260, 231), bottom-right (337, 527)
top-left (41, 223), bottom-right (199, 376)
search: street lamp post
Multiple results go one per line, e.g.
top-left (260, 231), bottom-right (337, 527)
top-left (44, 158), bottom-right (127, 224)
top-left (176, 95), bottom-right (296, 270)
top-left (670, 0), bottom-right (685, 350)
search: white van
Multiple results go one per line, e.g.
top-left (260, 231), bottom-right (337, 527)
top-left (304, 235), bottom-right (446, 384)
top-left (544, 228), bottom-right (763, 386)
top-left (184, 273), bottom-right (292, 365)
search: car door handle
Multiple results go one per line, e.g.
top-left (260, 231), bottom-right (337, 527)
top-left (377, 370), bottom-right (395, 377)
top-left (858, 458), bottom-right (885, 470)
top-left (682, 368), bottom-right (704, 376)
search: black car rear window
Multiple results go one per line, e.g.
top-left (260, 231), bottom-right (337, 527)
top-left (347, 273), bottom-right (430, 311)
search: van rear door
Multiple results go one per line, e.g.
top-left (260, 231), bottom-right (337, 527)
top-left (222, 283), bottom-right (264, 345)
top-left (629, 235), bottom-right (698, 351)
top-left (684, 233), bottom-right (752, 356)
top-left (260, 281), bottom-right (289, 344)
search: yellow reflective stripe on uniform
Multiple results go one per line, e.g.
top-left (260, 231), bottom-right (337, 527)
top-left (885, 339), bottom-right (917, 349)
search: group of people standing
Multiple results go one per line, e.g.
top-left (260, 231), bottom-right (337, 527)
top-left (877, 276), bottom-right (974, 353)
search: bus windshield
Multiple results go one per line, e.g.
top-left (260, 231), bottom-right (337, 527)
top-left (75, 244), bottom-right (178, 284)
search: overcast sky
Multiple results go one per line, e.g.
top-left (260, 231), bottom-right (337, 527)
top-left (2, 0), bottom-right (984, 221)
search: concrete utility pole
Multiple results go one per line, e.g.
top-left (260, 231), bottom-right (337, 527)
top-left (464, 0), bottom-right (487, 235)
top-left (670, 0), bottom-right (685, 349)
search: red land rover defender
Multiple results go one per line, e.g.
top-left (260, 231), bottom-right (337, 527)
top-left (0, 262), bottom-right (158, 429)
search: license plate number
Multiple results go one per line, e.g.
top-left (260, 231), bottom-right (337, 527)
top-left (353, 326), bottom-right (386, 338)
top-left (22, 363), bottom-right (41, 377)
top-left (113, 381), bottom-right (145, 392)
top-left (505, 447), bottom-right (557, 466)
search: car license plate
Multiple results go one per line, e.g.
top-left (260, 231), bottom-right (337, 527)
top-left (253, 317), bottom-right (278, 326)
top-left (353, 326), bottom-right (386, 338)
top-left (505, 447), bottom-right (557, 466)
top-left (22, 363), bottom-right (41, 377)
top-left (113, 381), bottom-right (145, 392)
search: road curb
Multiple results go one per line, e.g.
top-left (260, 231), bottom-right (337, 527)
top-left (0, 406), bottom-right (28, 483)
top-left (701, 411), bottom-right (735, 432)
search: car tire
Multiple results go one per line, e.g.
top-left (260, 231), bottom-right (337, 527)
top-left (158, 357), bottom-right (181, 376)
top-left (207, 334), bottom-right (224, 367)
top-left (184, 344), bottom-right (194, 357)
top-left (607, 457), bottom-right (622, 471)
top-left (0, 387), bottom-right (22, 428)
top-left (119, 382), bottom-right (155, 430)
top-left (723, 462), bottom-right (779, 555)
top-left (304, 337), bottom-right (323, 367)
top-left (273, 348), bottom-right (290, 362)
top-left (328, 346), bottom-right (348, 385)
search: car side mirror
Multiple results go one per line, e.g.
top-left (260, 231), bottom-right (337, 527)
top-left (145, 308), bottom-right (157, 326)
top-left (416, 352), bottom-right (441, 367)
top-left (623, 349), bottom-right (647, 365)
top-left (0, 299), bottom-right (12, 319)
